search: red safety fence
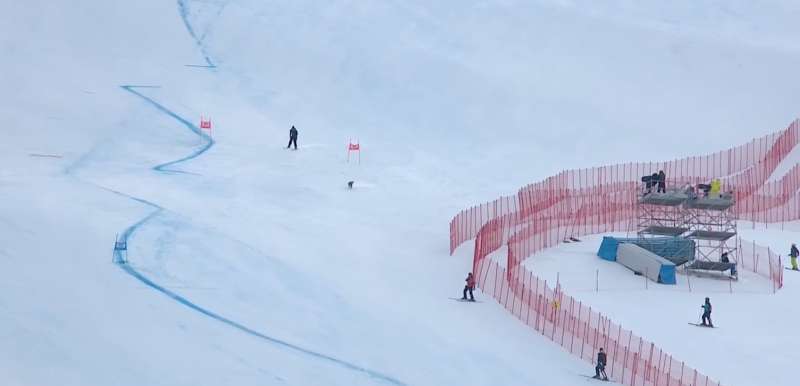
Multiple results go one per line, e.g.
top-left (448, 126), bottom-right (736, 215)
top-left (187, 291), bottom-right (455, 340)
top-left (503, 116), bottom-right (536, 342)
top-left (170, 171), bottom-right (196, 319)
top-left (478, 258), bottom-right (720, 386)
top-left (451, 120), bottom-right (800, 252)
top-left (736, 237), bottom-right (784, 292)
top-left (451, 119), bottom-right (800, 386)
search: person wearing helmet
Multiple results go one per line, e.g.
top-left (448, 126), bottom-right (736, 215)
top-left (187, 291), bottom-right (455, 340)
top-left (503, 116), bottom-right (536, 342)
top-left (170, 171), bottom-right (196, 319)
top-left (462, 272), bottom-right (476, 301)
top-left (594, 348), bottom-right (608, 380)
top-left (701, 297), bottom-right (713, 327)
top-left (790, 243), bottom-right (798, 271)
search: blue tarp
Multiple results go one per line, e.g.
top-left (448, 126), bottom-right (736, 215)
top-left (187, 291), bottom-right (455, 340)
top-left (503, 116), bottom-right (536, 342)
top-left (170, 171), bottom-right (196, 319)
top-left (597, 237), bottom-right (680, 285)
top-left (596, 236), bottom-right (695, 266)
top-left (658, 262), bottom-right (677, 285)
top-left (597, 236), bottom-right (619, 261)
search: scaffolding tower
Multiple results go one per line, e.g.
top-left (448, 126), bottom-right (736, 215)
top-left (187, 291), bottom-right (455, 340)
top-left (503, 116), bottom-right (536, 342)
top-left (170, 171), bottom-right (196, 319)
top-left (634, 186), bottom-right (738, 279)
top-left (635, 190), bottom-right (694, 266)
top-left (684, 196), bottom-right (738, 263)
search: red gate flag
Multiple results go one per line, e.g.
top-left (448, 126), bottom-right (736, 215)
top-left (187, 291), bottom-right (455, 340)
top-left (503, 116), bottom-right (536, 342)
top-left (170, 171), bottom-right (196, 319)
top-left (199, 116), bottom-right (212, 130)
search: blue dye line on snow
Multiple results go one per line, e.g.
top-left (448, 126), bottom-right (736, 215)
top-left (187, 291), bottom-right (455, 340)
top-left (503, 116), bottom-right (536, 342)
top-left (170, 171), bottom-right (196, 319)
top-left (120, 85), bottom-right (214, 174)
top-left (122, 85), bottom-right (162, 89)
top-left (118, 262), bottom-right (404, 385)
top-left (114, 86), bottom-right (405, 385)
top-left (185, 64), bottom-right (217, 68)
top-left (177, 0), bottom-right (215, 68)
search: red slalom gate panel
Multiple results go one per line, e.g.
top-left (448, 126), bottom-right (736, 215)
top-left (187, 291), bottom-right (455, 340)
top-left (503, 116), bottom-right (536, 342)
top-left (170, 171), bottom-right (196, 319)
top-left (450, 119), bottom-right (800, 386)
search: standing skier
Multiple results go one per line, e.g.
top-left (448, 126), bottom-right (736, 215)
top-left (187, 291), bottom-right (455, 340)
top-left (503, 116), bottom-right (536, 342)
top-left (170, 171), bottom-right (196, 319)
top-left (287, 125), bottom-right (298, 150)
top-left (700, 297), bottom-right (713, 327)
top-left (657, 170), bottom-right (666, 193)
top-left (594, 348), bottom-right (608, 380)
top-left (462, 272), bottom-right (476, 301)
top-left (790, 243), bottom-right (799, 271)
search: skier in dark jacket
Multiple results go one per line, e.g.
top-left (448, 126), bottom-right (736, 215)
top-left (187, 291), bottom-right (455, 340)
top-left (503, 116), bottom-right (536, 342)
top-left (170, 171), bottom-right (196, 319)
top-left (462, 272), bottom-right (476, 301)
top-left (701, 297), bottom-right (713, 327)
top-left (594, 348), bottom-right (608, 380)
top-left (287, 125), bottom-right (298, 150)
top-left (790, 243), bottom-right (799, 271)
top-left (657, 170), bottom-right (666, 193)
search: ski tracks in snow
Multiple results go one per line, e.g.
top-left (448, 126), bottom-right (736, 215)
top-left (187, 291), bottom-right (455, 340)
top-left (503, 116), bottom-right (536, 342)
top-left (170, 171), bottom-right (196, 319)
top-left (109, 87), bottom-right (405, 385)
top-left (62, 3), bottom-right (407, 385)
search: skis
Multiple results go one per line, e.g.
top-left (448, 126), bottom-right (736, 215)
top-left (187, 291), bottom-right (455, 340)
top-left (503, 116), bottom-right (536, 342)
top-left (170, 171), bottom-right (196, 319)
top-left (449, 297), bottom-right (481, 303)
top-left (785, 268), bottom-right (799, 272)
top-left (688, 322), bottom-right (716, 328)
top-left (579, 375), bottom-right (609, 382)
top-left (563, 237), bottom-right (582, 243)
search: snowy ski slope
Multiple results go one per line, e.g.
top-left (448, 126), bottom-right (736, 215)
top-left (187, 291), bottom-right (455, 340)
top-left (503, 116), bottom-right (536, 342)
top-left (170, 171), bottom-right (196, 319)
top-left (2, 1), bottom-right (800, 386)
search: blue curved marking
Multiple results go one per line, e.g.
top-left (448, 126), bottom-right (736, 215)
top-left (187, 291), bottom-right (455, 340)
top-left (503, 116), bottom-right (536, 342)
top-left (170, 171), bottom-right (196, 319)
top-left (118, 263), bottom-right (403, 385)
top-left (113, 86), bottom-right (405, 385)
top-left (120, 85), bottom-right (214, 174)
top-left (177, 0), bottom-right (216, 68)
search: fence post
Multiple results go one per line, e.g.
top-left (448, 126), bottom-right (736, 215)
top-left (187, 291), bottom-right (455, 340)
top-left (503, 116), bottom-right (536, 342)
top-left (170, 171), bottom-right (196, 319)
top-left (654, 349), bottom-right (663, 386)
top-left (667, 355), bottom-right (673, 386)
top-left (525, 273), bottom-right (532, 325)
top-left (621, 345), bottom-right (630, 385)
top-left (494, 262), bottom-right (501, 297)
top-left (503, 272), bottom-right (511, 308)
top-left (611, 323), bottom-right (621, 379)
top-left (768, 249), bottom-right (775, 293)
top-left (591, 314), bottom-right (599, 363)
top-left (596, 269), bottom-right (599, 292)
top-left (569, 299), bottom-right (577, 353)
top-left (537, 281), bottom-right (545, 334)
top-left (512, 276), bottom-right (519, 316)
top-left (687, 272), bottom-right (692, 293)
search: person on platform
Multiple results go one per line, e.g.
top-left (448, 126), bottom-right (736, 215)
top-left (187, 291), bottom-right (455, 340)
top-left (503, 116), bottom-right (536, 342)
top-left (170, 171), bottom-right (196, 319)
top-left (462, 272), bottom-right (476, 301)
top-left (790, 243), bottom-right (799, 271)
top-left (709, 179), bottom-right (721, 198)
top-left (594, 348), bottom-right (609, 380)
top-left (700, 297), bottom-right (713, 327)
top-left (643, 174), bottom-right (654, 194)
top-left (698, 183), bottom-right (711, 197)
top-left (657, 170), bottom-right (666, 193)
top-left (720, 252), bottom-right (737, 276)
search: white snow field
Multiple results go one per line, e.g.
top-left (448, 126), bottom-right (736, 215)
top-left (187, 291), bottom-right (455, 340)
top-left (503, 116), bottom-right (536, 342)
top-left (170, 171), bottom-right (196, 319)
top-left (2, 1), bottom-right (800, 386)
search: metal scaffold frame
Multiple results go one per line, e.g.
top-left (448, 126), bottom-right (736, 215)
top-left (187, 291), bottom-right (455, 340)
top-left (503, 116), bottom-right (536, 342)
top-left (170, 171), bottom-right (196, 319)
top-left (684, 200), bottom-right (738, 264)
top-left (634, 186), bottom-right (738, 279)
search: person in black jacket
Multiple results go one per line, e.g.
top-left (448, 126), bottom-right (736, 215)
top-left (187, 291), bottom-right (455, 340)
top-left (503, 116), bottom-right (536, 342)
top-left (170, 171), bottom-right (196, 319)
top-left (594, 348), bottom-right (608, 380)
top-left (657, 170), bottom-right (666, 193)
top-left (701, 297), bottom-right (713, 327)
top-left (287, 125), bottom-right (298, 150)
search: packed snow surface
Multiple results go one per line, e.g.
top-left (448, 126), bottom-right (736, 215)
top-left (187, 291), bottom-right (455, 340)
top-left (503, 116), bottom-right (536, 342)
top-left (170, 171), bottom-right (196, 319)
top-left (2, 1), bottom-right (799, 385)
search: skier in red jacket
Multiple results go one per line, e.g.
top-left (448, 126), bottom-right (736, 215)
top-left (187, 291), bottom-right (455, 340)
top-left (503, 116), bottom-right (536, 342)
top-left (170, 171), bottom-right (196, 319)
top-left (462, 272), bottom-right (476, 301)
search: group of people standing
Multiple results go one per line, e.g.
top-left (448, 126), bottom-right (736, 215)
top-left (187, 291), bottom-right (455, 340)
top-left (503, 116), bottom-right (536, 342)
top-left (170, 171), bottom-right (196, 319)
top-left (643, 170), bottom-right (667, 194)
top-left (642, 171), bottom-right (729, 199)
